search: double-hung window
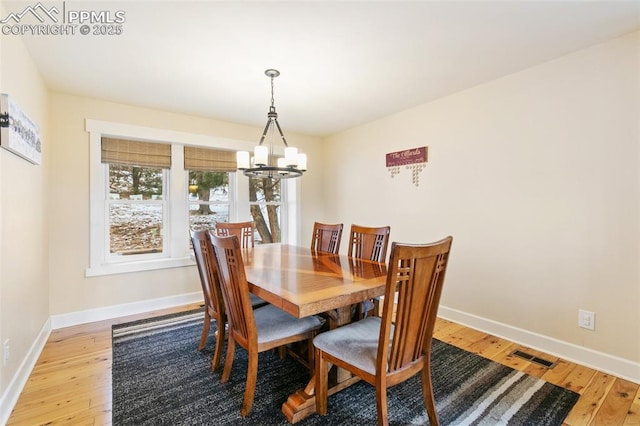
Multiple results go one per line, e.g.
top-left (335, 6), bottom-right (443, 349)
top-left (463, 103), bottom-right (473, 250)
top-left (184, 146), bottom-right (234, 231)
top-left (86, 119), bottom-right (300, 277)
top-left (103, 138), bottom-right (169, 258)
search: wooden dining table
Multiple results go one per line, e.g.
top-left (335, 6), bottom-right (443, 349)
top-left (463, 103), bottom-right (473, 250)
top-left (242, 243), bottom-right (388, 423)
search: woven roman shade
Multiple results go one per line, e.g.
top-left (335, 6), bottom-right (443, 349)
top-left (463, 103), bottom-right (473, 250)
top-left (101, 137), bottom-right (171, 168)
top-left (184, 146), bottom-right (237, 172)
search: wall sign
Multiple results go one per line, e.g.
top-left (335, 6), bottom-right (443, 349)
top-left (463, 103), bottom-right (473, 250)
top-left (386, 146), bottom-right (427, 187)
top-left (0, 93), bottom-right (42, 164)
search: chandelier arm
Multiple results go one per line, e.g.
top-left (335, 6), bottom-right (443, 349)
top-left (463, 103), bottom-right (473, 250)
top-left (273, 119), bottom-right (289, 147)
top-left (258, 119), bottom-right (273, 146)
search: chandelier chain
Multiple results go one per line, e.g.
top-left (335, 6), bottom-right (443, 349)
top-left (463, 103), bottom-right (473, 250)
top-left (270, 75), bottom-right (275, 108)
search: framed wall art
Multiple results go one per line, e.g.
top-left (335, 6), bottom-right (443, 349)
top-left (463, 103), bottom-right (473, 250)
top-left (0, 93), bottom-right (42, 165)
top-left (386, 146), bottom-right (427, 187)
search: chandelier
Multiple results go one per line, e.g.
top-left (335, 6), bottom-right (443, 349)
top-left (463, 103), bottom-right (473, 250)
top-left (236, 69), bottom-right (307, 179)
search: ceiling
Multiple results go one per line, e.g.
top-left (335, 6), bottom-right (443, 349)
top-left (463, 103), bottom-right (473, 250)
top-left (5, 1), bottom-right (640, 136)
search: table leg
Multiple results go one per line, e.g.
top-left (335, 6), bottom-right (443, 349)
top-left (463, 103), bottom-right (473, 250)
top-left (281, 306), bottom-right (359, 423)
top-left (282, 372), bottom-right (361, 423)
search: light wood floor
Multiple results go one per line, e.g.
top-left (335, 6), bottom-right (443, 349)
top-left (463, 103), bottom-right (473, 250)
top-left (6, 303), bottom-right (640, 425)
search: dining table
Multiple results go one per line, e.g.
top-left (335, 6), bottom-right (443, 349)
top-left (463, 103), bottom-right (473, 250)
top-left (242, 243), bottom-right (388, 423)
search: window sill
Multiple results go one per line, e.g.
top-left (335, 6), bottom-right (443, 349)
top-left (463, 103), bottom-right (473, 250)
top-left (85, 256), bottom-right (195, 277)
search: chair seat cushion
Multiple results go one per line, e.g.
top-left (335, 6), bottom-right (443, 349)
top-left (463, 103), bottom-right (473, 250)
top-left (254, 305), bottom-right (322, 344)
top-left (313, 317), bottom-right (393, 375)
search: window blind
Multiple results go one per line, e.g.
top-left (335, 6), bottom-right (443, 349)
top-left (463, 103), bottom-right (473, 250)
top-left (101, 137), bottom-right (171, 168)
top-left (184, 146), bottom-right (236, 172)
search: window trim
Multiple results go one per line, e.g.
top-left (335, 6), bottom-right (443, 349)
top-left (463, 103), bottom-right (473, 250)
top-left (85, 119), bottom-right (297, 277)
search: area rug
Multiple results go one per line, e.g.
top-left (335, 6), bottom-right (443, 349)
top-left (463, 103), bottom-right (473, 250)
top-left (112, 310), bottom-right (579, 425)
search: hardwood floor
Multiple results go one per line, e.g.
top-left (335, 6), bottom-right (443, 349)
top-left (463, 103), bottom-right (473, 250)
top-left (6, 303), bottom-right (640, 425)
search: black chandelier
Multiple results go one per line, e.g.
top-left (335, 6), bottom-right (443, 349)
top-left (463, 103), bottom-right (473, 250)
top-left (236, 69), bottom-right (307, 179)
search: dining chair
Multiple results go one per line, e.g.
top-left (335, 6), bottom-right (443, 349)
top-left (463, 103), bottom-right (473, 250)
top-left (215, 221), bottom-right (255, 248)
top-left (190, 229), bottom-right (267, 371)
top-left (347, 224), bottom-right (391, 262)
top-left (310, 222), bottom-right (343, 254)
top-left (314, 236), bottom-right (453, 426)
top-left (210, 233), bottom-right (323, 417)
top-left (190, 229), bottom-right (227, 371)
top-left (215, 221), bottom-right (274, 320)
top-left (348, 224), bottom-right (391, 317)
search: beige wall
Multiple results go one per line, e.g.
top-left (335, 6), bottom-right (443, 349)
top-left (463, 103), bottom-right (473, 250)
top-left (1, 17), bottom-right (639, 413)
top-left (48, 93), bottom-right (325, 315)
top-left (325, 32), bottom-right (640, 364)
top-left (0, 30), bottom-right (50, 396)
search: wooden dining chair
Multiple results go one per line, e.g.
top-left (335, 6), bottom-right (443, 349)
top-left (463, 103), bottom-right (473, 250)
top-left (348, 224), bottom-right (391, 262)
top-left (310, 222), bottom-right (343, 254)
top-left (190, 229), bottom-right (267, 370)
top-left (348, 224), bottom-right (391, 317)
top-left (210, 234), bottom-right (323, 417)
top-left (215, 221), bottom-right (255, 248)
top-left (190, 229), bottom-right (227, 371)
top-left (314, 236), bottom-right (453, 426)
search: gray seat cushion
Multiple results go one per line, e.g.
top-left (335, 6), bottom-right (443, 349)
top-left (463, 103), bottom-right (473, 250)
top-left (254, 305), bottom-right (322, 344)
top-left (313, 317), bottom-right (394, 375)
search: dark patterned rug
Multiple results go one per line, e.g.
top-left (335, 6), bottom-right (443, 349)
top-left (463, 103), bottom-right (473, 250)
top-left (112, 310), bottom-right (579, 425)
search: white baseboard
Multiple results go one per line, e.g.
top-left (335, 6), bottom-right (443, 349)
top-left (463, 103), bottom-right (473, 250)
top-left (3, 297), bottom-right (637, 426)
top-left (0, 317), bottom-right (51, 426)
top-left (50, 292), bottom-right (203, 329)
top-left (438, 305), bottom-right (640, 385)
top-left (0, 292), bottom-right (204, 425)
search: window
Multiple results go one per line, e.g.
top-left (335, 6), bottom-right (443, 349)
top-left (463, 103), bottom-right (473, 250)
top-left (86, 120), bottom-right (300, 276)
top-left (184, 145), bottom-right (236, 231)
top-left (101, 137), bottom-right (171, 259)
top-left (249, 178), bottom-right (283, 244)
top-left (188, 171), bottom-right (230, 230)
top-left (108, 164), bottom-right (166, 256)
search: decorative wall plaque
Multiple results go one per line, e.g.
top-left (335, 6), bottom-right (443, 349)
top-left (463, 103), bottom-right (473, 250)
top-left (386, 146), bottom-right (427, 187)
top-left (0, 93), bottom-right (42, 164)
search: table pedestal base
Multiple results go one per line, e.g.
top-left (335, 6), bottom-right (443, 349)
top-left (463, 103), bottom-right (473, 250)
top-left (282, 375), bottom-right (361, 423)
top-left (281, 306), bottom-right (365, 423)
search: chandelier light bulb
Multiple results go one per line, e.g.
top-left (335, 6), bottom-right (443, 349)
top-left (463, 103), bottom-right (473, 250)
top-left (236, 151), bottom-right (250, 170)
top-left (254, 146), bottom-right (269, 166)
top-left (297, 153), bottom-right (307, 171)
top-left (284, 147), bottom-right (299, 167)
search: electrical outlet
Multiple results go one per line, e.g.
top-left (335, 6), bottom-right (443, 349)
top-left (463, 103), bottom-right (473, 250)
top-left (3, 339), bottom-right (9, 366)
top-left (578, 309), bottom-right (595, 331)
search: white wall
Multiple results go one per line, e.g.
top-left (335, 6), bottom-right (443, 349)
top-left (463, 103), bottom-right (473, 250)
top-left (0, 25), bottom-right (50, 413)
top-left (325, 32), bottom-right (640, 376)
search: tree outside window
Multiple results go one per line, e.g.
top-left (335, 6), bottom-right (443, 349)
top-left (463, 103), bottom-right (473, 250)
top-left (188, 171), bottom-right (229, 230)
top-left (250, 178), bottom-right (282, 244)
top-left (108, 165), bottom-right (165, 255)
